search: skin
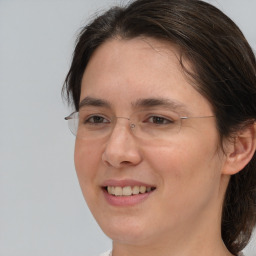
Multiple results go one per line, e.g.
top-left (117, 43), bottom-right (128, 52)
top-left (74, 37), bottom-right (236, 256)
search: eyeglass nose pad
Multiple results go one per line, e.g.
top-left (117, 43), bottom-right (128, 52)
top-left (115, 117), bottom-right (136, 131)
top-left (130, 123), bottom-right (136, 129)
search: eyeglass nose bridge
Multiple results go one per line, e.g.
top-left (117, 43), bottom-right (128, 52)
top-left (114, 116), bottom-right (136, 130)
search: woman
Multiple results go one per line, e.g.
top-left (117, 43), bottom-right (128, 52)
top-left (63, 0), bottom-right (256, 255)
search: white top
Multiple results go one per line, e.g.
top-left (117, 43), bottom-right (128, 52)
top-left (99, 250), bottom-right (112, 256)
top-left (99, 251), bottom-right (244, 256)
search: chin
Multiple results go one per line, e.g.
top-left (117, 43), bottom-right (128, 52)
top-left (98, 216), bottom-right (152, 244)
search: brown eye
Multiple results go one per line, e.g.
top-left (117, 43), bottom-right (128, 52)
top-left (86, 115), bottom-right (109, 124)
top-left (147, 116), bottom-right (173, 125)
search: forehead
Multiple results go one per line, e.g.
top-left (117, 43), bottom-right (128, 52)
top-left (80, 37), bottom-right (213, 115)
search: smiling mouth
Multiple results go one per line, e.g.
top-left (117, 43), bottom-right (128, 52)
top-left (104, 186), bottom-right (156, 197)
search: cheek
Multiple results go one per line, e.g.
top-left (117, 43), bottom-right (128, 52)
top-left (74, 140), bottom-right (102, 194)
top-left (146, 134), bottom-right (222, 201)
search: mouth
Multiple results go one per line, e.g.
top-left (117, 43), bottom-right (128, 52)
top-left (101, 180), bottom-right (156, 206)
top-left (103, 185), bottom-right (156, 197)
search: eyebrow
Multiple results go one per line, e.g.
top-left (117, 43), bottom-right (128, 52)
top-left (131, 97), bottom-right (189, 112)
top-left (79, 96), bottom-right (189, 113)
top-left (79, 96), bottom-right (112, 109)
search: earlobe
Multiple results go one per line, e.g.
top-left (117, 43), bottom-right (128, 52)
top-left (222, 123), bottom-right (256, 175)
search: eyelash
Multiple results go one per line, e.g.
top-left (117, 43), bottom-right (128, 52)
top-left (145, 116), bottom-right (174, 125)
top-left (84, 115), bottom-right (110, 124)
top-left (82, 114), bottom-right (174, 125)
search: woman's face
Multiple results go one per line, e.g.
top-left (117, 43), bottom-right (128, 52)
top-left (75, 38), bottom-right (228, 245)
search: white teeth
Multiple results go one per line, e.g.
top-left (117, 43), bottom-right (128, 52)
top-left (106, 185), bottom-right (154, 196)
top-left (123, 186), bottom-right (132, 196)
top-left (146, 187), bottom-right (152, 192)
top-left (139, 186), bottom-right (146, 193)
top-left (114, 187), bottom-right (122, 196)
top-left (132, 186), bottom-right (140, 195)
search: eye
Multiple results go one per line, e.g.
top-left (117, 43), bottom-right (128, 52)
top-left (84, 115), bottom-right (110, 124)
top-left (146, 116), bottom-right (174, 125)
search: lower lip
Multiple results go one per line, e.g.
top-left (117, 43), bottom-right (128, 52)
top-left (102, 189), bottom-right (153, 207)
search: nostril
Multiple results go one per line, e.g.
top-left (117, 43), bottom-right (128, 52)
top-left (121, 161), bottom-right (132, 165)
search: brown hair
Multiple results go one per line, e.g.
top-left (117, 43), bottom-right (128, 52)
top-left (63, 0), bottom-right (256, 254)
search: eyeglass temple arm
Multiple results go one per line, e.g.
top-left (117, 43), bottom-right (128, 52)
top-left (64, 111), bottom-right (77, 120)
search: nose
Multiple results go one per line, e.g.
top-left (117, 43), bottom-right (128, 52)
top-left (102, 118), bottom-right (142, 168)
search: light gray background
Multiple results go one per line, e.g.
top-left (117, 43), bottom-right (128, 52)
top-left (0, 0), bottom-right (255, 255)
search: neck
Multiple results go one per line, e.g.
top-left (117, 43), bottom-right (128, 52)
top-left (112, 226), bottom-right (234, 256)
top-left (112, 230), bottom-right (233, 256)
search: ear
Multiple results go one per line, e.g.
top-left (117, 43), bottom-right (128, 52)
top-left (222, 123), bottom-right (256, 175)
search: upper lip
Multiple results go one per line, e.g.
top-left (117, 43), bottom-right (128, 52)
top-left (101, 179), bottom-right (156, 188)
